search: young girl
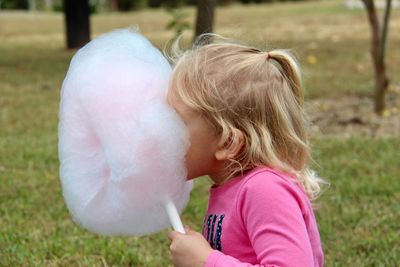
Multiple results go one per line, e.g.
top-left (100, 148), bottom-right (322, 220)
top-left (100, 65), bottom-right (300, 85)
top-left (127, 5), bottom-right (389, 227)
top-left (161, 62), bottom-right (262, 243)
top-left (167, 35), bottom-right (324, 267)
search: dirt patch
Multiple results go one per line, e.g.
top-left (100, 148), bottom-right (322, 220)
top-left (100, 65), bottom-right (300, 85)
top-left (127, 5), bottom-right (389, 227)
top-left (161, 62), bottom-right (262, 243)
top-left (306, 87), bottom-right (400, 138)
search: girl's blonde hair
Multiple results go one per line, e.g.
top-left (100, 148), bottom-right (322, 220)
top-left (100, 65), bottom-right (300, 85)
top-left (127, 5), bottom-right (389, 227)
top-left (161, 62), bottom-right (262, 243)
top-left (167, 34), bottom-right (325, 200)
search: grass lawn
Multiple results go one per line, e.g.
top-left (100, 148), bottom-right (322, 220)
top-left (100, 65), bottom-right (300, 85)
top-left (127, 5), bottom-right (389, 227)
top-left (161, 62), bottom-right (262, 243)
top-left (1, 0), bottom-right (399, 266)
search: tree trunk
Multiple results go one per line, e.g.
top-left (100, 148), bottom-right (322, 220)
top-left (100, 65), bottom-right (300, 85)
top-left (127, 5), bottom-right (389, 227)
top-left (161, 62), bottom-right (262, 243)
top-left (64, 0), bottom-right (91, 49)
top-left (362, 0), bottom-right (391, 115)
top-left (195, 0), bottom-right (216, 39)
top-left (109, 0), bottom-right (118, 11)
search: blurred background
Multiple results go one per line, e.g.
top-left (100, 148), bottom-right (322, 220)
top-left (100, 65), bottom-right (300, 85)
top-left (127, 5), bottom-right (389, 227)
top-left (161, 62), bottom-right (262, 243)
top-left (0, 0), bottom-right (399, 266)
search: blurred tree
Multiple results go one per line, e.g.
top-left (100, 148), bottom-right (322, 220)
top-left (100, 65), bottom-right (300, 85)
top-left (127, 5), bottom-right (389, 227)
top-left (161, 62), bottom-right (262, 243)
top-left (361, 0), bottom-right (392, 115)
top-left (28, 0), bottom-right (36, 10)
top-left (115, 0), bottom-right (132, 10)
top-left (63, 0), bottom-right (91, 49)
top-left (218, 0), bottom-right (235, 6)
top-left (111, 0), bottom-right (145, 11)
top-left (165, 0), bottom-right (179, 8)
top-left (0, 0), bottom-right (28, 9)
top-left (166, 8), bottom-right (191, 40)
top-left (148, 0), bottom-right (163, 8)
top-left (89, 0), bottom-right (106, 13)
top-left (195, 0), bottom-right (215, 39)
top-left (109, 0), bottom-right (118, 10)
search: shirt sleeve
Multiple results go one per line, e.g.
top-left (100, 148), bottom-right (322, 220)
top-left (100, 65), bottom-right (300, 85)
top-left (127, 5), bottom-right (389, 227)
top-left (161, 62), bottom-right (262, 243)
top-left (206, 171), bottom-right (315, 267)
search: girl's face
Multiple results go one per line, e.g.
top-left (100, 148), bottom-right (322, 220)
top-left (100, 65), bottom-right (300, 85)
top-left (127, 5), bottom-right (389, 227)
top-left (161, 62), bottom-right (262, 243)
top-left (167, 88), bottom-right (221, 181)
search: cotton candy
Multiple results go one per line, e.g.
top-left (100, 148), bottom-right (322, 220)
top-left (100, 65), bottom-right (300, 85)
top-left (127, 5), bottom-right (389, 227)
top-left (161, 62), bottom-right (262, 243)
top-left (58, 29), bottom-right (192, 236)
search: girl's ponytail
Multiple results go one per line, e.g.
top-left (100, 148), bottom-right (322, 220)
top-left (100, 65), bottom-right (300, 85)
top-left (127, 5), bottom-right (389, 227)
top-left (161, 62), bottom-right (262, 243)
top-left (267, 50), bottom-right (304, 107)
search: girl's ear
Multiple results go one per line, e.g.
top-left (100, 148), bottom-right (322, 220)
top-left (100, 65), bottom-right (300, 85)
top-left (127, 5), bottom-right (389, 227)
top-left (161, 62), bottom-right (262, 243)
top-left (215, 129), bottom-right (244, 161)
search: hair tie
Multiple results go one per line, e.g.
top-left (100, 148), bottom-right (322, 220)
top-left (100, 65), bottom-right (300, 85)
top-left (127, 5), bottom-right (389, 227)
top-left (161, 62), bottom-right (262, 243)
top-left (266, 52), bottom-right (271, 60)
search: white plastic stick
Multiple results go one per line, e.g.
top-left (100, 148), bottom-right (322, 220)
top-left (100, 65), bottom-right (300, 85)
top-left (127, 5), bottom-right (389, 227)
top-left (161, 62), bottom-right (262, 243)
top-left (164, 199), bottom-right (186, 234)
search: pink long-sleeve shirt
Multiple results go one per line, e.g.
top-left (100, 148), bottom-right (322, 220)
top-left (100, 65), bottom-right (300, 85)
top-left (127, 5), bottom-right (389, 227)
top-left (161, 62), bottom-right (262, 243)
top-left (202, 167), bottom-right (324, 267)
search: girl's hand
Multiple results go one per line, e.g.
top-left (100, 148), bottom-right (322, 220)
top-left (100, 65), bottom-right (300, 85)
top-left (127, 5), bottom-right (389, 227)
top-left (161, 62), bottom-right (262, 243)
top-left (168, 227), bottom-right (213, 267)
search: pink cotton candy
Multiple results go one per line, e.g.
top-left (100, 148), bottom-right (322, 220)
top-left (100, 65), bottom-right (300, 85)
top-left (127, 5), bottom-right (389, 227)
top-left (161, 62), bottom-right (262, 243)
top-left (58, 28), bottom-right (192, 236)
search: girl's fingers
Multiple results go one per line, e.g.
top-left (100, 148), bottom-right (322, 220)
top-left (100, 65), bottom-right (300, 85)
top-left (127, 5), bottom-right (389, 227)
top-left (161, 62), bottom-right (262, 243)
top-left (168, 230), bottom-right (181, 241)
top-left (168, 226), bottom-right (196, 241)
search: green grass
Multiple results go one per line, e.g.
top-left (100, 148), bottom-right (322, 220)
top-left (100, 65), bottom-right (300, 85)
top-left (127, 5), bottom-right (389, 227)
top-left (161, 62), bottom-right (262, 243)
top-left (1, 0), bottom-right (399, 266)
top-left (314, 138), bottom-right (400, 266)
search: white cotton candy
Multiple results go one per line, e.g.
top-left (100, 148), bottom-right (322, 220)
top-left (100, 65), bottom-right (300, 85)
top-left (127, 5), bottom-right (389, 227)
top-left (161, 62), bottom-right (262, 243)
top-left (58, 29), bottom-right (192, 236)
